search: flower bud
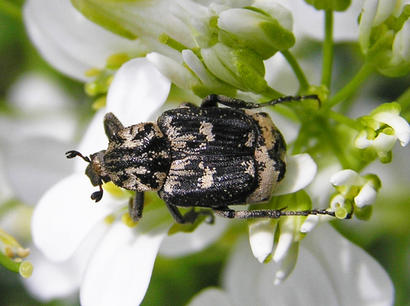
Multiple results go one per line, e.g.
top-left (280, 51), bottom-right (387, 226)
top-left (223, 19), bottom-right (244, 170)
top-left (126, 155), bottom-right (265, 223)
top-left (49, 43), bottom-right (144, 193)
top-left (217, 4), bottom-right (295, 59)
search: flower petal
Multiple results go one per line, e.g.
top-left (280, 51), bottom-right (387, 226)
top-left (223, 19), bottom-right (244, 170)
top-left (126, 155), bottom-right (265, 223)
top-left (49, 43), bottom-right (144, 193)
top-left (75, 110), bottom-right (108, 171)
top-left (24, 222), bottom-right (107, 300)
top-left (355, 130), bottom-right (372, 149)
top-left (23, 0), bottom-right (139, 81)
top-left (106, 58), bottom-right (171, 127)
top-left (354, 183), bottom-right (377, 208)
top-left (32, 173), bottom-right (124, 261)
top-left (302, 223), bottom-right (394, 305)
top-left (147, 52), bottom-right (197, 91)
top-left (2, 136), bottom-right (73, 205)
top-left (224, 238), bottom-right (338, 306)
top-left (373, 112), bottom-right (410, 147)
top-left (80, 222), bottom-right (168, 306)
top-left (273, 242), bottom-right (298, 285)
top-left (330, 169), bottom-right (361, 186)
top-left (273, 154), bottom-right (317, 195)
top-left (159, 218), bottom-right (228, 257)
top-left (248, 219), bottom-right (276, 263)
top-left (300, 215), bottom-right (320, 233)
top-left (188, 288), bottom-right (232, 306)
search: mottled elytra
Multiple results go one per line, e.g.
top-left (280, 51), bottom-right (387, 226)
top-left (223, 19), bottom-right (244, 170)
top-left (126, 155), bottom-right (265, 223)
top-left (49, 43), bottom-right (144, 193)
top-left (67, 94), bottom-right (339, 223)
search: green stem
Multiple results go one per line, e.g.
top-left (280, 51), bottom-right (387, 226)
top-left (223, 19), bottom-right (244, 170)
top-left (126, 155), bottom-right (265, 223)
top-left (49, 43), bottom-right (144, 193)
top-left (321, 10), bottom-right (333, 90)
top-left (0, 0), bottom-right (21, 21)
top-left (0, 251), bottom-right (20, 273)
top-left (327, 110), bottom-right (362, 130)
top-left (326, 63), bottom-right (375, 109)
top-left (317, 117), bottom-right (350, 168)
top-left (281, 50), bottom-right (309, 93)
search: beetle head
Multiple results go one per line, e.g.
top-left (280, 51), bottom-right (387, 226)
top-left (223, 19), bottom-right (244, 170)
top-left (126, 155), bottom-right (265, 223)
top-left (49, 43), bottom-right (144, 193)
top-left (65, 150), bottom-right (109, 202)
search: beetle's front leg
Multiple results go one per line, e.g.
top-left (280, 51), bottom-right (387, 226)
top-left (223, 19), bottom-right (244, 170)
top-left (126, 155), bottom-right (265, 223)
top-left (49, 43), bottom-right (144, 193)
top-left (129, 192), bottom-right (144, 222)
top-left (164, 202), bottom-right (214, 224)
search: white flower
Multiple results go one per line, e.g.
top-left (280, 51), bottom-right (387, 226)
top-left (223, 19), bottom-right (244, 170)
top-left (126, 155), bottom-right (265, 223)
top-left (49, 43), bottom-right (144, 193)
top-left (189, 223), bottom-right (394, 306)
top-left (330, 169), bottom-right (381, 220)
top-left (248, 154), bottom-right (317, 268)
top-left (355, 102), bottom-right (410, 162)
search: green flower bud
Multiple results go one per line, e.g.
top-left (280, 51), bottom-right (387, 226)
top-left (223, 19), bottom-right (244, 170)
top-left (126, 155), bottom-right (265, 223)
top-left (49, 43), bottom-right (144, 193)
top-left (201, 43), bottom-right (268, 93)
top-left (217, 4), bottom-right (295, 59)
top-left (359, 1), bottom-right (410, 76)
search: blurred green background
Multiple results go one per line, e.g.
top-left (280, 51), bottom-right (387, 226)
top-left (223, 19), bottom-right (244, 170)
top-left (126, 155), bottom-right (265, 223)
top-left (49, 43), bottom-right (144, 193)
top-left (0, 2), bottom-right (409, 306)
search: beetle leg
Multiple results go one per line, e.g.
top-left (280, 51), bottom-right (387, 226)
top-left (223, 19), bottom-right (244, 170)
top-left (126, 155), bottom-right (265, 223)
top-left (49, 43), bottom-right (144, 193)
top-left (201, 94), bottom-right (320, 109)
top-left (165, 202), bottom-right (214, 224)
top-left (129, 192), bottom-right (144, 222)
top-left (213, 208), bottom-right (349, 219)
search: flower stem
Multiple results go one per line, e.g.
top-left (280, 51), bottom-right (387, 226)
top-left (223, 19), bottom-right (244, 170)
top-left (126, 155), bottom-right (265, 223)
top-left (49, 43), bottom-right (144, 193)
top-left (327, 110), bottom-right (362, 130)
top-left (0, 250), bottom-right (20, 273)
top-left (0, 0), bottom-right (21, 21)
top-left (326, 63), bottom-right (375, 109)
top-left (281, 50), bottom-right (309, 93)
top-left (321, 10), bottom-right (333, 91)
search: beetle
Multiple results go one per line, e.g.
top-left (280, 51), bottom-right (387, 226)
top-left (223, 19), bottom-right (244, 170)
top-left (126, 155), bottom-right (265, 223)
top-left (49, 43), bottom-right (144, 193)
top-left (66, 94), bottom-right (339, 223)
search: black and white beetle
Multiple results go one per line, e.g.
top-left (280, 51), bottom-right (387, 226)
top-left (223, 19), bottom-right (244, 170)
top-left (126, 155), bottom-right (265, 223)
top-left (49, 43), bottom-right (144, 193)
top-left (66, 94), bottom-right (339, 224)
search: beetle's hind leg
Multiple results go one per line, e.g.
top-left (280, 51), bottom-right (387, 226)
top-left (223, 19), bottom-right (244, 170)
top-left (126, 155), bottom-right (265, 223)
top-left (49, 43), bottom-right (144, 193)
top-left (165, 202), bottom-right (214, 224)
top-left (213, 208), bottom-right (351, 219)
top-left (201, 94), bottom-right (320, 109)
top-left (129, 192), bottom-right (144, 222)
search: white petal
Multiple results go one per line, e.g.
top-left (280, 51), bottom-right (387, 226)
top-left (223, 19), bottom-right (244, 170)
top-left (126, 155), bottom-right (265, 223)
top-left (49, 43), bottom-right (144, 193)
top-left (306, 163), bottom-right (341, 208)
top-left (330, 169), bottom-right (361, 186)
top-left (355, 130), bottom-right (372, 149)
top-left (354, 183), bottom-right (377, 208)
top-left (147, 52), bottom-right (196, 90)
top-left (75, 110), bottom-right (108, 172)
top-left (359, 0), bottom-right (378, 52)
top-left (32, 173), bottom-right (124, 261)
top-left (223, 238), bottom-right (338, 306)
top-left (273, 154), bottom-right (317, 195)
top-left (188, 288), bottom-right (232, 306)
top-left (24, 222), bottom-right (107, 301)
top-left (300, 215), bottom-right (319, 233)
top-left (2, 136), bottom-right (72, 205)
top-left (373, 112), bottom-right (410, 147)
top-left (23, 0), bottom-right (139, 81)
top-left (248, 219), bottom-right (276, 263)
top-left (372, 133), bottom-right (397, 152)
top-left (303, 223), bottom-right (394, 305)
top-left (182, 49), bottom-right (220, 88)
top-left (106, 58), bottom-right (171, 127)
top-left (272, 228), bottom-right (293, 263)
top-left (6, 72), bottom-right (73, 112)
top-left (80, 222), bottom-right (168, 306)
top-left (159, 218), bottom-right (228, 257)
top-left (273, 242), bottom-right (298, 285)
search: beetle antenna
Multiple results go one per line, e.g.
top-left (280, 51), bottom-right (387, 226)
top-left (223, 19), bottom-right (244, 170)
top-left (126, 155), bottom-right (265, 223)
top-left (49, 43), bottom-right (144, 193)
top-left (90, 183), bottom-right (104, 202)
top-left (65, 150), bottom-right (91, 163)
